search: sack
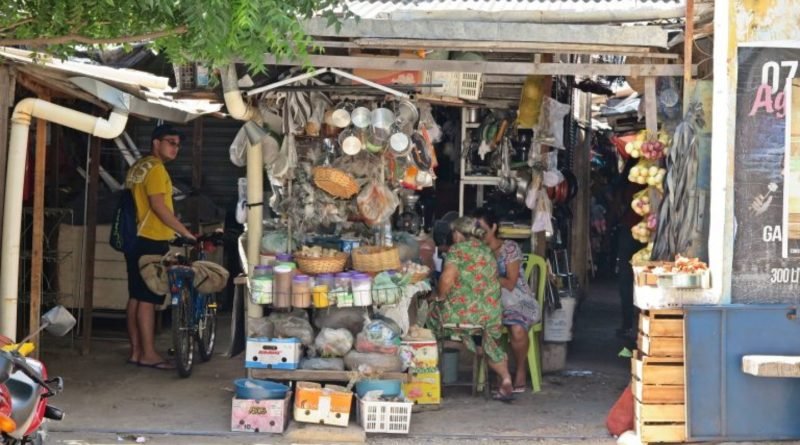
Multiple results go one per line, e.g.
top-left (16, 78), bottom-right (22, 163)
top-left (139, 255), bottom-right (169, 295)
top-left (109, 189), bottom-right (139, 255)
top-left (314, 328), bottom-right (354, 358)
top-left (606, 385), bottom-right (635, 437)
top-left (191, 261), bottom-right (230, 293)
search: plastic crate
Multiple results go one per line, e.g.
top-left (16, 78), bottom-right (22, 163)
top-left (358, 398), bottom-right (413, 434)
top-left (423, 71), bottom-right (483, 100)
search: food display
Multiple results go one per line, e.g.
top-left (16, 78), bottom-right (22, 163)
top-left (623, 131), bottom-right (670, 160)
top-left (630, 192), bottom-right (652, 216)
top-left (295, 246), bottom-right (342, 258)
top-left (631, 221), bottom-right (652, 244)
top-left (628, 163), bottom-right (666, 188)
top-left (661, 255), bottom-right (708, 274)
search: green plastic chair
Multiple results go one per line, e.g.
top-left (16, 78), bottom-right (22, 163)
top-left (479, 253), bottom-right (547, 394)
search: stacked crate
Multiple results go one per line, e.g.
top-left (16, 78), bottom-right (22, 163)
top-left (632, 309), bottom-right (686, 444)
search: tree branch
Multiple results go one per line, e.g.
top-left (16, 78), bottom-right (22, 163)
top-left (0, 18), bottom-right (35, 33)
top-left (0, 26), bottom-right (188, 46)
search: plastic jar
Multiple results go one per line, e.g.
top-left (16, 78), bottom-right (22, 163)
top-left (273, 265), bottom-right (293, 308)
top-left (351, 273), bottom-right (373, 306)
top-left (312, 285), bottom-right (329, 308)
top-left (275, 253), bottom-right (293, 263)
top-left (316, 273), bottom-right (335, 290)
top-left (250, 265), bottom-right (273, 304)
top-left (333, 272), bottom-right (353, 307)
top-left (292, 274), bottom-right (312, 308)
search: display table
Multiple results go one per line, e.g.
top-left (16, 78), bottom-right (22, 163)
top-left (249, 368), bottom-right (410, 383)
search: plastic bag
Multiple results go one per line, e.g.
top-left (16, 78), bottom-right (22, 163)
top-left (229, 125), bottom-right (248, 167)
top-left (532, 190), bottom-right (553, 233)
top-left (363, 315), bottom-right (401, 346)
top-left (269, 312), bottom-right (315, 347)
top-left (314, 328), bottom-right (354, 358)
top-left (344, 350), bottom-right (403, 373)
top-left (313, 307), bottom-right (367, 337)
top-left (301, 357), bottom-right (345, 371)
top-left (355, 332), bottom-right (399, 355)
top-left (247, 316), bottom-right (275, 338)
top-left (418, 103), bottom-right (442, 143)
top-left (535, 97), bottom-right (570, 150)
top-left (357, 181), bottom-right (399, 226)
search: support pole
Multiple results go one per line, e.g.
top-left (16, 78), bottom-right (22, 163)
top-left (191, 117), bottom-right (203, 234)
top-left (645, 76), bottom-right (658, 134)
top-left (29, 111), bottom-right (48, 356)
top-left (683, 0), bottom-right (695, 111)
top-left (81, 136), bottom-right (101, 355)
top-left (0, 66), bottom-right (16, 255)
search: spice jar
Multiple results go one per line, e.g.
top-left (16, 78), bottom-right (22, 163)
top-left (316, 273), bottom-right (335, 289)
top-left (273, 264), bottom-right (293, 308)
top-left (292, 274), bottom-right (312, 308)
top-left (312, 285), bottom-right (329, 308)
top-left (333, 272), bottom-right (353, 307)
top-left (250, 265), bottom-right (273, 304)
top-left (275, 253), bottom-right (293, 263)
top-left (351, 273), bottom-right (372, 306)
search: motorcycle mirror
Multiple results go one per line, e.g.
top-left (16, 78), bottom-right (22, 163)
top-left (41, 306), bottom-right (76, 337)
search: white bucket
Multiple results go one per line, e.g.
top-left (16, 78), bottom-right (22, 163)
top-left (544, 297), bottom-right (576, 342)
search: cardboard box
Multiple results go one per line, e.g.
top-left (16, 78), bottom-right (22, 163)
top-left (403, 370), bottom-right (441, 405)
top-left (352, 50), bottom-right (423, 86)
top-left (231, 391), bottom-right (292, 433)
top-left (245, 337), bottom-right (302, 369)
top-left (401, 340), bottom-right (438, 368)
top-left (294, 381), bottom-right (353, 427)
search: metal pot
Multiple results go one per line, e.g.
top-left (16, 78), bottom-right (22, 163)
top-left (514, 177), bottom-right (530, 204)
top-left (338, 127), bottom-right (362, 155)
top-left (395, 99), bottom-right (419, 130)
top-left (467, 108), bottom-right (480, 123)
top-left (351, 107), bottom-right (371, 129)
top-left (498, 176), bottom-right (516, 194)
top-left (389, 131), bottom-right (410, 156)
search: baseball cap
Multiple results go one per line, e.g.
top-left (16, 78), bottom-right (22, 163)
top-left (151, 124), bottom-right (184, 142)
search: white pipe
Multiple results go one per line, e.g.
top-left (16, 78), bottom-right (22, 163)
top-left (1, 98), bottom-right (128, 340)
top-left (222, 64), bottom-right (265, 319)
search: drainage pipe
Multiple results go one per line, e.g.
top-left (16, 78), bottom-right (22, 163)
top-left (221, 65), bottom-right (266, 319)
top-left (1, 98), bottom-right (128, 339)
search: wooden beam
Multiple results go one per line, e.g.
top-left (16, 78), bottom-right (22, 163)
top-left (645, 77), bottom-right (658, 134)
top-left (262, 54), bottom-right (690, 77)
top-left (346, 38), bottom-right (680, 59)
top-left (81, 136), bottom-right (101, 355)
top-left (16, 68), bottom-right (109, 110)
top-left (190, 117), bottom-right (203, 233)
top-left (29, 110), bottom-right (48, 358)
top-left (0, 66), bottom-right (15, 256)
top-left (683, 0), bottom-right (695, 112)
top-left (303, 17), bottom-right (670, 48)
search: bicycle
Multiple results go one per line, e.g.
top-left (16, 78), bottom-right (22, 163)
top-left (166, 232), bottom-right (224, 378)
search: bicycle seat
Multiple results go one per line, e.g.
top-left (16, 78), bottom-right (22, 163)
top-left (7, 359), bottom-right (43, 428)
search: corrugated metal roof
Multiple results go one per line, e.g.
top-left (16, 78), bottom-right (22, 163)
top-left (347, 0), bottom-right (685, 20)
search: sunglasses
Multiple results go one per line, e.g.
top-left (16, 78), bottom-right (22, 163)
top-left (160, 138), bottom-right (181, 149)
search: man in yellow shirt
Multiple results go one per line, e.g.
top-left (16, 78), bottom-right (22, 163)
top-left (125, 124), bottom-right (195, 370)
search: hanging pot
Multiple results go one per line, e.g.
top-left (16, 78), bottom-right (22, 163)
top-left (351, 107), bottom-right (371, 129)
top-left (389, 130), bottom-right (411, 156)
top-left (369, 108), bottom-right (395, 145)
top-left (331, 102), bottom-right (354, 128)
top-left (338, 127), bottom-right (363, 156)
top-left (395, 99), bottom-right (419, 130)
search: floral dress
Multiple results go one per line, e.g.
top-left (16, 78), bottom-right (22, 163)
top-left (428, 239), bottom-right (505, 363)
top-left (497, 240), bottom-right (541, 330)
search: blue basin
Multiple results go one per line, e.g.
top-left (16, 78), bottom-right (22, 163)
top-left (355, 379), bottom-right (402, 398)
top-left (234, 378), bottom-right (289, 400)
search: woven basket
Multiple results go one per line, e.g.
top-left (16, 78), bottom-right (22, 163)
top-left (295, 252), bottom-right (348, 274)
top-left (409, 271), bottom-right (430, 284)
top-left (313, 167), bottom-right (360, 199)
top-left (352, 246), bottom-right (401, 272)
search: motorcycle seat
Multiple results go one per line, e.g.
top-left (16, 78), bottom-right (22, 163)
top-left (7, 360), bottom-right (43, 428)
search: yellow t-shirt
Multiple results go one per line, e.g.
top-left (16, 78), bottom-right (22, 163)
top-left (125, 156), bottom-right (174, 241)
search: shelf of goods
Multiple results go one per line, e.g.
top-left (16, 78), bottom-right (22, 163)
top-left (632, 309), bottom-right (686, 445)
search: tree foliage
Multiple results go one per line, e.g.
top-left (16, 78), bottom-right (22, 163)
top-left (0, 0), bottom-right (350, 71)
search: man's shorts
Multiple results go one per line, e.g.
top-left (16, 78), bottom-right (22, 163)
top-left (125, 237), bottom-right (170, 304)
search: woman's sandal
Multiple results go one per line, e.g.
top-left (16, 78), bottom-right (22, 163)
top-left (492, 391), bottom-right (515, 403)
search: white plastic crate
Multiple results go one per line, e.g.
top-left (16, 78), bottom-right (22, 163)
top-left (358, 398), bottom-right (413, 434)
top-left (634, 285), bottom-right (716, 310)
top-left (423, 71), bottom-right (483, 100)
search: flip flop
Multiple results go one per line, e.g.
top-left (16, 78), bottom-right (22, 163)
top-left (138, 361), bottom-right (175, 371)
top-left (126, 359), bottom-right (138, 365)
top-left (492, 392), bottom-right (515, 404)
top-left (513, 386), bottom-right (528, 394)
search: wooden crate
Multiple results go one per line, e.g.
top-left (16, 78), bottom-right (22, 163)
top-left (638, 334), bottom-right (684, 358)
top-left (632, 354), bottom-right (684, 386)
top-left (639, 309), bottom-right (684, 337)
top-left (632, 377), bottom-right (685, 404)
top-left (634, 401), bottom-right (685, 423)
top-left (635, 416), bottom-right (687, 444)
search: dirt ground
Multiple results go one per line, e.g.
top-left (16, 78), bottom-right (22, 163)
top-left (43, 280), bottom-right (632, 445)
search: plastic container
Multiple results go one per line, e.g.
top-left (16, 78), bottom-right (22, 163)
top-left (351, 273), bottom-right (373, 307)
top-left (312, 285), bottom-right (330, 308)
top-left (354, 379), bottom-right (401, 399)
top-left (333, 272), bottom-right (353, 307)
top-left (358, 398), bottom-right (413, 434)
top-left (543, 297), bottom-right (576, 342)
top-left (251, 265), bottom-right (273, 305)
top-left (316, 273), bottom-right (335, 289)
top-left (273, 265), bottom-right (293, 308)
top-left (292, 274), bottom-right (312, 308)
top-left (276, 253), bottom-right (293, 263)
top-left (234, 378), bottom-right (289, 400)
top-left (441, 348), bottom-right (459, 384)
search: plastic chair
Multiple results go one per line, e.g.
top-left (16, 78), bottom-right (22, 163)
top-left (484, 254), bottom-right (547, 393)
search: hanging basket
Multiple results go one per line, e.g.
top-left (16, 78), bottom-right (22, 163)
top-left (313, 167), bottom-right (360, 199)
top-left (295, 252), bottom-right (349, 275)
top-left (352, 246), bottom-right (401, 273)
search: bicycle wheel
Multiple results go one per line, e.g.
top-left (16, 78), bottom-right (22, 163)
top-left (196, 292), bottom-right (217, 362)
top-left (172, 282), bottom-right (194, 378)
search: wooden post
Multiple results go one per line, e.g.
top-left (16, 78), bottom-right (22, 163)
top-left (190, 117), bottom-right (203, 234)
top-left (0, 66), bottom-right (16, 254)
top-left (683, 0), bottom-right (695, 112)
top-left (29, 109), bottom-right (48, 357)
top-left (645, 76), bottom-right (658, 134)
top-left (81, 137), bottom-right (101, 355)
top-left (571, 90), bottom-right (592, 292)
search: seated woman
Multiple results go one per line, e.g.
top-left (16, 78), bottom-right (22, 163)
top-left (428, 216), bottom-right (515, 401)
top-left (474, 208), bottom-right (541, 393)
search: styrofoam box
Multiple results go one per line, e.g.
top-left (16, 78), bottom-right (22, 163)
top-left (245, 337), bottom-right (302, 369)
top-left (231, 391), bottom-right (292, 433)
top-left (294, 382), bottom-right (353, 427)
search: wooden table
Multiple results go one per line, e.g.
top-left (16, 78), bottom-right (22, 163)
top-left (249, 368), bottom-right (411, 383)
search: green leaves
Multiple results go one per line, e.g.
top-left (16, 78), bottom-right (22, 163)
top-left (0, 0), bottom-right (354, 73)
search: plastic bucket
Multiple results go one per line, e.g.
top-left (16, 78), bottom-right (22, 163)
top-left (441, 348), bottom-right (460, 384)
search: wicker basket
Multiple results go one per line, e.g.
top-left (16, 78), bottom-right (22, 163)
top-left (352, 246), bottom-right (401, 272)
top-left (295, 252), bottom-right (349, 274)
top-left (313, 167), bottom-right (360, 199)
top-left (409, 271), bottom-right (430, 284)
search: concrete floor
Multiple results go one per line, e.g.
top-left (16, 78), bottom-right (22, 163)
top-left (44, 281), bottom-right (631, 444)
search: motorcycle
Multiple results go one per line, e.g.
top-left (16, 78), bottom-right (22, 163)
top-left (0, 306), bottom-right (76, 445)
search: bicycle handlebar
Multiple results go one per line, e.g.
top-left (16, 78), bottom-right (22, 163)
top-left (171, 232), bottom-right (224, 247)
